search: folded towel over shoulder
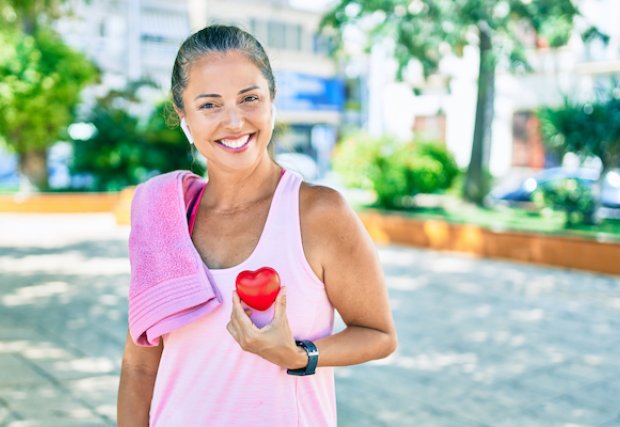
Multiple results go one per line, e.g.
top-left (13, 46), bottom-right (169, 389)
top-left (128, 170), bottom-right (222, 347)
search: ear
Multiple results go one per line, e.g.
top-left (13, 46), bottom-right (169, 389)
top-left (173, 104), bottom-right (184, 121)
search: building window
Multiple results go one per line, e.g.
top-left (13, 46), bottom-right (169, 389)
top-left (512, 111), bottom-right (548, 168)
top-left (268, 20), bottom-right (286, 49)
top-left (249, 18), bottom-right (257, 37)
top-left (249, 18), bottom-right (268, 47)
top-left (412, 115), bottom-right (447, 143)
top-left (312, 33), bottom-right (332, 55)
top-left (286, 24), bottom-right (302, 51)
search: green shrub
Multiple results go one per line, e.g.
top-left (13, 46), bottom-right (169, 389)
top-left (534, 178), bottom-right (596, 227)
top-left (333, 132), bottom-right (459, 208)
top-left (408, 143), bottom-right (459, 194)
top-left (332, 132), bottom-right (384, 191)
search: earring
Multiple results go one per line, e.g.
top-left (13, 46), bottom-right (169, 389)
top-left (180, 118), bottom-right (194, 144)
top-left (271, 105), bottom-right (277, 131)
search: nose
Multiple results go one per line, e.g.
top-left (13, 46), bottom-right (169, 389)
top-left (223, 106), bottom-right (244, 130)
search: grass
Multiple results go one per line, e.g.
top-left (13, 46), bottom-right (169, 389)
top-left (0, 184), bottom-right (19, 193)
top-left (359, 195), bottom-right (620, 242)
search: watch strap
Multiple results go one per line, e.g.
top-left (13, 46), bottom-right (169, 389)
top-left (287, 340), bottom-right (319, 376)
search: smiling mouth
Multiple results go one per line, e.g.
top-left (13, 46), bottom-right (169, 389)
top-left (216, 133), bottom-right (254, 152)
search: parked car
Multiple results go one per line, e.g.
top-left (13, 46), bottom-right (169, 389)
top-left (486, 167), bottom-right (620, 219)
top-left (598, 169), bottom-right (620, 219)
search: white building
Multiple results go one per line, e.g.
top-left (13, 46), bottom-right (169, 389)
top-left (56, 0), bottom-right (190, 93)
top-left (355, 0), bottom-right (620, 177)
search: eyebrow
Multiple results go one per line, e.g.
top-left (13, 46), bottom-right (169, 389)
top-left (194, 85), bottom-right (260, 100)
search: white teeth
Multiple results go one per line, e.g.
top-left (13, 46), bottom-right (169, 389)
top-left (220, 134), bottom-right (250, 148)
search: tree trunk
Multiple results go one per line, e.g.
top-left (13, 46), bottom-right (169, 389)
top-left (463, 25), bottom-right (496, 205)
top-left (21, 4), bottom-right (37, 35)
top-left (19, 149), bottom-right (49, 191)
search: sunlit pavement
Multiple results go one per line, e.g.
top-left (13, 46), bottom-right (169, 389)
top-left (1, 214), bottom-right (619, 427)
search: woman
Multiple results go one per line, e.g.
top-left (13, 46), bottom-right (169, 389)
top-left (117, 25), bottom-right (397, 427)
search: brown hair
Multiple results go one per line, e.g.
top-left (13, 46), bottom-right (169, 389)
top-left (171, 25), bottom-right (275, 112)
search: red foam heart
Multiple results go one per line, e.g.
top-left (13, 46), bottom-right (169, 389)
top-left (235, 267), bottom-right (281, 311)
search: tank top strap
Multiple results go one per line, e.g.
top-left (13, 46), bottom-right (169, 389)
top-left (187, 184), bottom-right (207, 236)
top-left (258, 169), bottom-right (303, 250)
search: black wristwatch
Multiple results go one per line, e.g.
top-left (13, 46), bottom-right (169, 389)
top-left (287, 340), bottom-right (319, 376)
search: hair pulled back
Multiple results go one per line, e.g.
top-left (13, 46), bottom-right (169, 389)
top-left (171, 25), bottom-right (275, 112)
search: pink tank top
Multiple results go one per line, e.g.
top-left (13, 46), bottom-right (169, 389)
top-left (149, 170), bottom-right (337, 427)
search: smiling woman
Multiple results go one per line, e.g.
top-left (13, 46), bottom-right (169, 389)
top-left (117, 25), bottom-right (397, 427)
top-left (176, 50), bottom-right (274, 171)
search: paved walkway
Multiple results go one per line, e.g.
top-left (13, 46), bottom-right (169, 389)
top-left (0, 213), bottom-right (619, 427)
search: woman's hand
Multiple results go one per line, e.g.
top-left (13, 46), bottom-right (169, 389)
top-left (226, 287), bottom-right (307, 370)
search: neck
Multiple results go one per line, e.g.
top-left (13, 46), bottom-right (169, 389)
top-left (202, 158), bottom-right (281, 212)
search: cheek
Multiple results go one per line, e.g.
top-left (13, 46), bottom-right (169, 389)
top-left (188, 115), bottom-right (218, 136)
top-left (250, 109), bottom-right (271, 128)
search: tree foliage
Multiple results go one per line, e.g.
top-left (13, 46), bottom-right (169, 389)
top-left (321, 0), bottom-right (591, 204)
top-left (70, 86), bottom-right (205, 191)
top-left (323, 0), bottom-right (580, 76)
top-left (0, 27), bottom-right (98, 154)
top-left (539, 88), bottom-right (620, 172)
top-left (0, 0), bottom-right (66, 33)
top-left (0, 0), bottom-right (98, 189)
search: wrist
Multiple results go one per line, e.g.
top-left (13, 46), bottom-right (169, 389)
top-left (288, 343), bottom-right (309, 370)
top-left (287, 340), bottom-right (319, 376)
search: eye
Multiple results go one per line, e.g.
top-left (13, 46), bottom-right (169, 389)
top-left (199, 102), bottom-right (216, 110)
top-left (243, 95), bottom-right (259, 103)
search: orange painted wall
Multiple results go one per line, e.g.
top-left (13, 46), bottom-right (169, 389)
top-left (358, 210), bottom-right (620, 276)
top-left (0, 193), bottom-right (120, 213)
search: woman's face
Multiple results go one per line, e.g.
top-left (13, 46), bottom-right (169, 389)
top-left (180, 51), bottom-right (274, 173)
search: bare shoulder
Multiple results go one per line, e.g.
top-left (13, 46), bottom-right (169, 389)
top-left (299, 182), bottom-right (373, 276)
top-left (299, 182), bottom-right (359, 233)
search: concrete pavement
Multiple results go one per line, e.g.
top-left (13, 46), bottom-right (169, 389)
top-left (0, 213), bottom-right (619, 426)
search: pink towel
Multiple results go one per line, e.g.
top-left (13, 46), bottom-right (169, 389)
top-left (128, 170), bottom-right (222, 346)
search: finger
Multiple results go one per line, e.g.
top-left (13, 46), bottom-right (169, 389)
top-left (231, 291), bottom-right (242, 312)
top-left (231, 291), bottom-right (255, 328)
top-left (230, 291), bottom-right (245, 319)
top-left (226, 321), bottom-right (239, 342)
top-left (229, 294), bottom-right (245, 331)
top-left (229, 311), bottom-right (241, 332)
top-left (273, 286), bottom-right (287, 321)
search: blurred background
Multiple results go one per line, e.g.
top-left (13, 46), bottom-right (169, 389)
top-left (0, 0), bottom-right (619, 232)
top-left (1, 0), bottom-right (620, 426)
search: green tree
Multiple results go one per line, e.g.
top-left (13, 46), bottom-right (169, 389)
top-left (539, 89), bottom-right (620, 173)
top-left (539, 88), bottom-right (620, 223)
top-left (321, 0), bottom-right (599, 204)
top-left (0, 0), bottom-right (65, 34)
top-left (70, 85), bottom-right (204, 191)
top-left (0, 1), bottom-right (98, 189)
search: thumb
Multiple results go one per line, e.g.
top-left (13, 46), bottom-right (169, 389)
top-left (273, 286), bottom-right (287, 320)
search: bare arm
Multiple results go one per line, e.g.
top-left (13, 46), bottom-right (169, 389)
top-left (117, 331), bottom-right (163, 427)
top-left (302, 186), bottom-right (398, 367)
